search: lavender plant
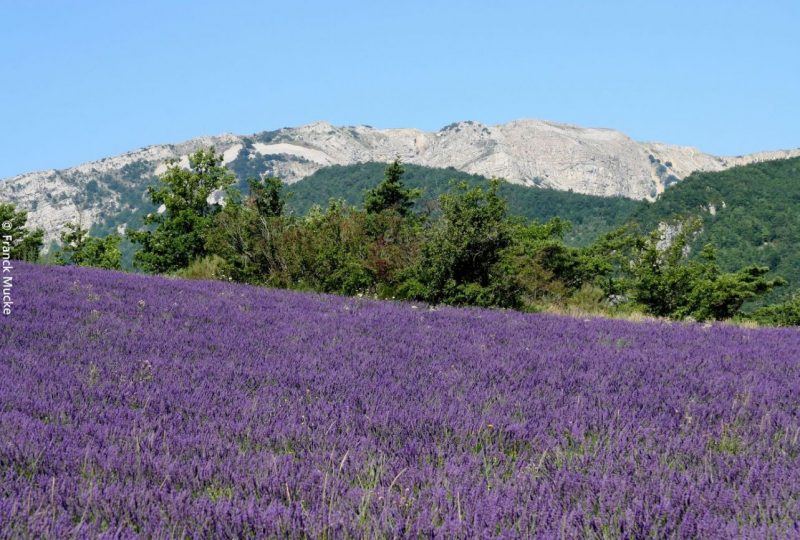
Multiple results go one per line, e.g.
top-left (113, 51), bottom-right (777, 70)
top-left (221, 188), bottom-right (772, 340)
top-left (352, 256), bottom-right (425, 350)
top-left (1, 263), bottom-right (799, 537)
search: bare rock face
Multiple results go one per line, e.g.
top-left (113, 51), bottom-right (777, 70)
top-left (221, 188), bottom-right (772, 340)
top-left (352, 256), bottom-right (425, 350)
top-left (433, 120), bottom-right (661, 199)
top-left (1, 118), bottom-right (798, 245)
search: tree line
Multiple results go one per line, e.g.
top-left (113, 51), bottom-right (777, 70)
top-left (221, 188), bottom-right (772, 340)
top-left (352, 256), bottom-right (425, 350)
top-left (6, 147), bottom-right (799, 325)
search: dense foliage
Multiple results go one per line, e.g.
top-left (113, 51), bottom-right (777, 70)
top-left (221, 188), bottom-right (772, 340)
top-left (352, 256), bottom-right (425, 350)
top-left (0, 203), bottom-right (43, 262)
top-left (288, 158), bottom-right (800, 307)
top-left (127, 149), bottom-right (235, 273)
top-left (3, 263), bottom-right (800, 537)
top-left (750, 294), bottom-right (800, 327)
top-left (632, 157), bottom-right (800, 304)
top-left (364, 159), bottom-right (421, 217)
top-left (400, 180), bottom-right (517, 308)
top-left (287, 162), bottom-right (643, 245)
top-left (55, 221), bottom-right (122, 270)
top-left (196, 154), bottom-right (780, 322)
top-left (581, 220), bottom-right (783, 321)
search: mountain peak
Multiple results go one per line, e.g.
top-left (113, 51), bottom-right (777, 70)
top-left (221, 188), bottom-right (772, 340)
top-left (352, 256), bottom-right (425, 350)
top-left (296, 120), bottom-right (336, 132)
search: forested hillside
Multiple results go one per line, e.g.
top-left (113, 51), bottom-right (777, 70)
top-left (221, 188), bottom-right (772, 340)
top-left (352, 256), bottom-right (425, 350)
top-left (633, 157), bottom-right (800, 303)
top-left (286, 163), bottom-right (644, 245)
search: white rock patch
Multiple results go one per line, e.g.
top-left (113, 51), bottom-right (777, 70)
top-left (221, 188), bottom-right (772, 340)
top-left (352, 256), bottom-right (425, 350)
top-left (222, 144), bottom-right (242, 165)
top-left (252, 143), bottom-right (334, 165)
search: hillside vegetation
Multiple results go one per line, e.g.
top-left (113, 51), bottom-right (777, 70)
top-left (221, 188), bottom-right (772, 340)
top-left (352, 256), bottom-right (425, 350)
top-left (634, 157), bottom-right (800, 305)
top-left (118, 152), bottom-right (784, 323)
top-left (285, 163), bottom-right (644, 246)
top-left (40, 156), bottom-right (800, 302)
top-left (73, 162), bottom-right (640, 265)
top-left (244, 156), bottom-right (800, 302)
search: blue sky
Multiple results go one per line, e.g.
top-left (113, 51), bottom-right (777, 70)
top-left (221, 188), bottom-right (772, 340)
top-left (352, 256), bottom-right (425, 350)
top-left (1, 0), bottom-right (798, 178)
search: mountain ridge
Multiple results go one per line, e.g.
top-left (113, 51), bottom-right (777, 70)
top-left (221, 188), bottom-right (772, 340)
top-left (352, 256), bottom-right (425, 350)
top-left (2, 118), bottom-right (799, 244)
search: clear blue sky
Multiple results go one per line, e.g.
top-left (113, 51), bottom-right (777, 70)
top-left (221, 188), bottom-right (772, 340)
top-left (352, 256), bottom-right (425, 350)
top-left (1, 0), bottom-right (798, 178)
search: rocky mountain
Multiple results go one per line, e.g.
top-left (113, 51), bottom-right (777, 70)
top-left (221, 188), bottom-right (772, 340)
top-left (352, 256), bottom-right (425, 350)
top-left (1, 118), bottom-right (798, 245)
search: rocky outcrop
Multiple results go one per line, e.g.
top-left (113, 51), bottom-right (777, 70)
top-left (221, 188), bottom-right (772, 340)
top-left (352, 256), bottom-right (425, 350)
top-left (2, 119), bottom-right (798, 244)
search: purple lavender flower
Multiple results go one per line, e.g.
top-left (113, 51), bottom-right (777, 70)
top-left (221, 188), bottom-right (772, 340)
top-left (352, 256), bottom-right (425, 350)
top-left (1, 263), bottom-right (799, 537)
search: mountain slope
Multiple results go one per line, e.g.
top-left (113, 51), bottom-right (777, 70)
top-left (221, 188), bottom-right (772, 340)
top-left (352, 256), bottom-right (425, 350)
top-left (1, 119), bottom-right (798, 244)
top-left (631, 157), bottom-right (800, 304)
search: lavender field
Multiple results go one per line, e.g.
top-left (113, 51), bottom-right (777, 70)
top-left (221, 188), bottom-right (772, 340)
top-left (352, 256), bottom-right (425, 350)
top-left (2, 264), bottom-right (800, 538)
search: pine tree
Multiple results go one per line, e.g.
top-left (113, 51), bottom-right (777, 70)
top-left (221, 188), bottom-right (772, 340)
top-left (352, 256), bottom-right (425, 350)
top-left (364, 159), bottom-right (420, 217)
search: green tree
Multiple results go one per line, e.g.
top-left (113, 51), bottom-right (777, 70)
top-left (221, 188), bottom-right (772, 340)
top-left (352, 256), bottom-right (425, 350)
top-left (625, 220), bottom-right (783, 320)
top-left (363, 209), bottom-right (422, 294)
top-left (128, 148), bottom-right (235, 273)
top-left (362, 162), bottom-right (424, 292)
top-left (582, 224), bottom-right (645, 298)
top-left (364, 159), bottom-right (421, 217)
top-left (249, 176), bottom-right (287, 218)
top-left (273, 200), bottom-right (373, 294)
top-left (501, 217), bottom-right (600, 307)
top-left (0, 203), bottom-right (44, 262)
top-left (751, 293), bottom-right (800, 326)
top-left (402, 179), bottom-right (517, 307)
top-left (56, 221), bottom-right (122, 270)
top-left (205, 177), bottom-right (291, 283)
